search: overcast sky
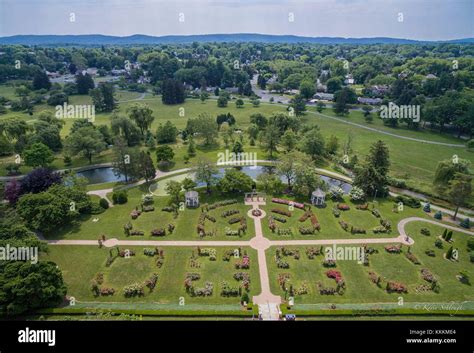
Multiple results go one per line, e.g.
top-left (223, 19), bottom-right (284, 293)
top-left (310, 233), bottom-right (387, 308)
top-left (0, 0), bottom-right (472, 40)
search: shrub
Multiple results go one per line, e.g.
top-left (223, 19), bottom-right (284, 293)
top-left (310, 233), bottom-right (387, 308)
top-left (221, 209), bottom-right (240, 218)
top-left (145, 274), bottom-right (159, 290)
top-left (142, 205), bottom-right (155, 212)
top-left (434, 211), bottom-right (442, 220)
top-left (144, 248), bottom-right (157, 256)
top-left (130, 209), bottom-right (141, 219)
top-left (332, 208), bottom-right (340, 218)
top-left (337, 203), bottom-right (350, 211)
top-left (371, 209), bottom-right (381, 218)
top-left (271, 198), bottom-right (305, 209)
top-left (460, 218), bottom-right (470, 229)
top-left (423, 203), bottom-right (431, 212)
top-left (112, 190), bottom-right (128, 204)
top-left (420, 228), bottom-right (430, 236)
top-left (241, 292), bottom-right (250, 304)
top-left (434, 239), bottom-right (443, 249)
top-left (271, 208), bottom-right (292, 217)
top-left (425, 249), bottom-right (436, 257)
top-left (299, 226), bottom-right (315, 235)
top-left (99, 198), bottom-right (109, 209)
top-left (273, 215), bottom-right (287, 223)
top-left (124, 283), bottom-right (145, 297)
top-left (467, 238), bottom-right (474, 251)
top-left (386, 281), bottom-right (407, 293)
top-left (350, 226), bottom-right (366, 234)
top-left (395, 195), bottom-right (421, 208)
top-left (385, 244), bottom-right (402, 253)
top-left (329, 186), bottom-right (344, 200)
top-left (339, 220), bottom-right (350, 231)
top-left (322, 259), bottom-right (336, 267)
top-left (151, 228), bottom-right (166, 236)
top-left (349, 186), bottom-right (365, 202)
top-left (356, 203), bottom-right (369, 210)
top-left (405, 252), bottom-right (421, 265)
top-left (130, 230), bottom-right (144, 236)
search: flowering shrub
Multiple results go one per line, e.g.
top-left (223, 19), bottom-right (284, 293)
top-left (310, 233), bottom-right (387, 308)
top-left (222, 209), bottom-right (240, 218)
top-left (272, 208), bottom-right (292, 217)
top-left (130, 209), bottom-right (142, 219)
top-left (368, 271), bottom-right (381, 285)
top-left (299, 226), bottom-right (315, 235)
top-left (356, 203), bottom-right (369, 210)
top-left (100, 287), bottom-right (115, 296)
top-left (145, 273), bottom-right (159, 290)
top-left (386, 281), bottom-right (407, 293)
top-left (332, 208), bottom-right (340, 218)
top-left (151, 228), bottom-right (166, 236)
top-left (226, 229), bottom-right (239, 236)
top-left (330, 186), bottom-right (344, 200)
top-left (268, 216), bottom-right (277, 232)
top-left (198, 247), bottom-right (217, 261)
top-left (277, 228), bottom-right (293, 236)
top-left (326, 270), bottom-right (343, 283)
top-left (167, 223), bottom-right (175, 233)
top-left (380, 219), bottom-right (391, 230)
top-left (162, 206), bottom-right (174, 212)
top-left (251, 209), bottom-right (262, 217)
top-left (124, 283), bottom-right (145, 297)
top-left (306, 247), bottom-right (322, 259)
top-left (322, 259), bottom-right (336, 267)
top-left (421, 269), bottom-right (437, 283)
top-left (339, 220), bottom-right (350, 231)
top-left (385, 244), bottom-right (402, 253)
top-left (272, 198), bottom-right (304, 209)
top-left (349, 186), bottom-right (365, 202)
top-left (235, 255), bottom-right (250, 269)
top-left (337, 203), bottom-right (350, 211)
top-left (193, 282), bottom-right (214, 297)
top-left (373, 226), bottom-right (389, 234)
top-left (130, 230), bottom-right (144, 236)
top-left (294, 281), bottom-right (309, 295)
top-left (405, 252), bottom-right (421, 265)
top-left (299, 209), bottom-right (312, 222)
top-left (119, 249), bottom-right (135, 257)
top-left (233, 272), bottom-right (250, 291)
top-left (277, 273), bottom-right (291, 291)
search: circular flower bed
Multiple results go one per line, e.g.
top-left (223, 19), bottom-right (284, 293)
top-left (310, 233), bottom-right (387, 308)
top-left (252, 209), bottom-right (262, 217)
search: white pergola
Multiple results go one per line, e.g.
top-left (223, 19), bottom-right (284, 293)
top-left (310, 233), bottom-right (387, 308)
top-left (185, 191), bottom-right (199, 208)
top-left (311, 188), bottom-right (326, 206)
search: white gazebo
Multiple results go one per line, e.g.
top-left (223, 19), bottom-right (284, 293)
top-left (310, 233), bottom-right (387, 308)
top-left (185, 191), bottom-right (199, 208)
top-left (311, 188), bottom-right (326, 206)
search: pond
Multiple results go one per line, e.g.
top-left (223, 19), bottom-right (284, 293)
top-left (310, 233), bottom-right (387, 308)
top-left (76, 167), bottom-right (127, 185)
top-left (75, 165), bottom-right (352, 192)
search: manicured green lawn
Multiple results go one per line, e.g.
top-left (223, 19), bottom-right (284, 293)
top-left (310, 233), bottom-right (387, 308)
top-left (48, 187), bottom-right (255, 240)
top-left (261, 194), bottom-right (428, 240)
top-left (42, 245), bottom-right (261, 305)
top-left (267, 222), bottom-right (473, 305)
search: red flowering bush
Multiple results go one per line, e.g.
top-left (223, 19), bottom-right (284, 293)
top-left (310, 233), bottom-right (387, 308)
top-left (326, 270), bottom-right (343, 283)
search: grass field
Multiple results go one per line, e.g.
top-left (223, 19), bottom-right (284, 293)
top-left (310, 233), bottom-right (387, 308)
top-left (48, 187), bottom-right (255, 241)
top-left (42, 245), bottom-right (261, 305)
top-left (261, 194), bottom-right (428, 240)
top-left (267, 221), bottom-right (473, 305)
top-left (0, 85), bottom-right (472, 201)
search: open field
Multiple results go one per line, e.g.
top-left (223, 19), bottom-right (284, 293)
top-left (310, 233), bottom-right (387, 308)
top-left (42, 245), bottom-right (261, 305)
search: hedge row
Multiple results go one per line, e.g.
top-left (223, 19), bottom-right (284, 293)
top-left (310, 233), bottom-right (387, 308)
top-left (281, 307), bottom-right (473, 317)
top-left (34, 307), bottom-right (254, 318)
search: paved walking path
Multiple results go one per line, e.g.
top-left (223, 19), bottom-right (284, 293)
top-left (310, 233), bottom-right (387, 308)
top-left (305, 110), bottom-right (466, 148)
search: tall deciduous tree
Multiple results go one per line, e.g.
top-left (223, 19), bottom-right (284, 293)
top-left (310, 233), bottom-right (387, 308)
top-left (195, 158), bottom-right (219, 194)
top-left (23, 142), bottom-right (54, 168)
top-left (127, 104), bottom-right (154, 136)
top-left (65, 126), bottom-right (106, 164)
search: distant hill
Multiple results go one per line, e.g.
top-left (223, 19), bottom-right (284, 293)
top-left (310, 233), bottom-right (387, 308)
top-left (0, 33), bottom-right (473, 46)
